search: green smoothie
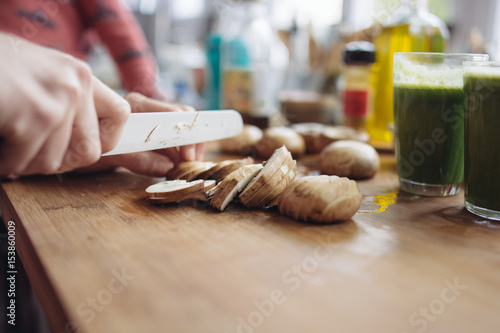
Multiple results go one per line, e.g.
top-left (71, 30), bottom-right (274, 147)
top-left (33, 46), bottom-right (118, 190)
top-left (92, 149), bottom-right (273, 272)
top-left (464, 72), bottom-right (500, 213)
top-left (394, 84), bottom-right (465, 186)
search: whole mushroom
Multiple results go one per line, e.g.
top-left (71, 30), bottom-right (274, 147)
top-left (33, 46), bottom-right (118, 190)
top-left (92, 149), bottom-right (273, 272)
top-left (319, 140), bottom-right (380, 179)
top-left (219, 124), bottom-right (263, 154)
top-left (255, 127), bottom-right (306, 159)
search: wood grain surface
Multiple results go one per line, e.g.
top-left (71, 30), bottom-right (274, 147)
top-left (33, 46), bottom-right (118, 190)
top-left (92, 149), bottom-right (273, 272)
top-left (1, 153), bottom-right (500, 333)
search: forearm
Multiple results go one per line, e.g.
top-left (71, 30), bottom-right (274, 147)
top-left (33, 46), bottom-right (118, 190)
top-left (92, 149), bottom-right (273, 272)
top-left (77, 0), bottom-right (161, 98)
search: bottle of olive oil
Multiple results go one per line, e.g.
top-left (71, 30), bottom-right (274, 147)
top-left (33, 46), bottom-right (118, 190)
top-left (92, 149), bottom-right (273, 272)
top-left (368, 0), bottom-right (449, 144)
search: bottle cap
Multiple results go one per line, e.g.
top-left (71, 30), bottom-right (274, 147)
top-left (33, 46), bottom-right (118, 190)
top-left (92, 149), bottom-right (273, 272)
top-left (344, 41), bottom-right (376, 64)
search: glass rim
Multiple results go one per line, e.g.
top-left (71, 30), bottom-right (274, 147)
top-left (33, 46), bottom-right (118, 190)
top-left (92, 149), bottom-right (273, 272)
top-left (463, 61), bottom-right (500, 67)
top-left (394, 52), bottom-right (489, 60)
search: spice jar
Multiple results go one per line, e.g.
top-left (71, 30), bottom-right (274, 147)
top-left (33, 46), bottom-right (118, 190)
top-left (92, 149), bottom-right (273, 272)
top-left (340, 41), bottom-right (376, 130)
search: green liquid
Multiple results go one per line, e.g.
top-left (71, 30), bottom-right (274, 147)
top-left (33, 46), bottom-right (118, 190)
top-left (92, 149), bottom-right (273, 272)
top-left (394, 85), bottom-right (465, 185)
top-left (464, 74), bottom-right (500, 212)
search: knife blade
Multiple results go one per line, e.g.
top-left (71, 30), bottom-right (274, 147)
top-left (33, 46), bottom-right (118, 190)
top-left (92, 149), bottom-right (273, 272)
top-left (102, 110), bottom-right (243, 156)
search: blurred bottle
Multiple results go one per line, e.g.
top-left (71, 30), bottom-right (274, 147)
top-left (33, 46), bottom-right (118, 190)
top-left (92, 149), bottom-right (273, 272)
top-left (282, 16), bottom-right (311, 92)
top-left (204, 5), bottom-right (225, 110)
top-left (341, 41), bottom-right (376, 130)
top-left (279, 17), bottom-right (328, 125)
top-left (205, 33), bottom-right (222, 110)
top-left (369, 0), bottom-right (449, 144)
top-left (220, 0), bottom-right (288, 126)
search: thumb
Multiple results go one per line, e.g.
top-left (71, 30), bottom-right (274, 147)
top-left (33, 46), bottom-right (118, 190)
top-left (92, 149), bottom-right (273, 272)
top-left (107, 153), bottom-right (174, 177)
top-left (77, 152), bottom-right (174, 177)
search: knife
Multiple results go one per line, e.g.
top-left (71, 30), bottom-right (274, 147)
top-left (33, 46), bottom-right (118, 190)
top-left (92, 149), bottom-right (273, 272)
top-left (102, 110), bottom-right (243, 156)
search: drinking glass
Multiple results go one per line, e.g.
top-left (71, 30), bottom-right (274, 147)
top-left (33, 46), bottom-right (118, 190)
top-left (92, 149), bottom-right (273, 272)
top-left (393, 52), bottom-right (488, 196)
top-left (463, 61), bottom-right (500, 220)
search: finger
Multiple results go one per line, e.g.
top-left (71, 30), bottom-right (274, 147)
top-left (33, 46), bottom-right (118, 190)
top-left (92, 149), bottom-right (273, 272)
top-left (93, 77), bottom-right (131, 153)
top-left (58, 69), bottom-right (101, 172)
top-left (179, 145), bottom-right (197, 161)
top-left (78, 152), bottom-right (174, 177)
top-left (195, 142), bottom-right (206, 161)
top-left (178, 104), bottom-right (196, 112)
top-left (153, 147), bottom-right (183, 165)
top-left (20, 101), bottom-right (76, 175)
top-left (125, 92), bottom-right (187, 113)
top-left (124, 92), bottom-right (200, 161)
top-left (0, 84), bottom-right (65, 174)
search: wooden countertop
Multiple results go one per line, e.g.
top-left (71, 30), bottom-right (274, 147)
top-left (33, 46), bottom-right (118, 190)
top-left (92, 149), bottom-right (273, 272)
top-left (1, 152), bottom-right (500, 333)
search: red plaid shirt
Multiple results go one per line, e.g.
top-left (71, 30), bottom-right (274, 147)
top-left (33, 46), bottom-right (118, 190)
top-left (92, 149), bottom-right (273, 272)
top-left (0, 0), bottom-right (159, 97)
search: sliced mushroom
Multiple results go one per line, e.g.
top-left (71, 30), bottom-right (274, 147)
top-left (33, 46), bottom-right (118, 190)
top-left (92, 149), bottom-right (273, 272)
top-left (255, 160), bottom-right (297, 207)
top-left (240, 155), bottom-right (295, 207)
top-left (167, 162), bottom-right (207, 180)
top-left (180, 180), bottom-right (217, 201)
top-left (147, 179), bottom-right (205, 204)
top-left (210, 157), bottom-right (254, 182)
top-left (177, 162), bottom-right (217, 181)
top-left (210, 164), bottom-right (264, 211)
top-left (238, 146), bottom-right (292, 205)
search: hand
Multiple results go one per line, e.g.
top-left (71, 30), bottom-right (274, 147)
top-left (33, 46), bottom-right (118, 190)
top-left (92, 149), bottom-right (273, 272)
top-left (0, 33), bottom-right (204, 178)
top-left (0, 33), bottom-right (130, 177)
top-left (125, 92), bottom-right (205, 162)
top-left (76, 93), bottom-right (206, 176)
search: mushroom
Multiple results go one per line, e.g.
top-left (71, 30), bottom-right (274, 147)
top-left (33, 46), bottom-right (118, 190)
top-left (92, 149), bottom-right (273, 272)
top-left (255, 127), bottom-right (306, 159)
top-left (219, 124), bottom-right (263, 154)
top-left (210, 164), bottom-right (264, 211)
top-left (319, 140), bottom-right (380, 179)
top-left (278, 175), bottom-right (362, 223)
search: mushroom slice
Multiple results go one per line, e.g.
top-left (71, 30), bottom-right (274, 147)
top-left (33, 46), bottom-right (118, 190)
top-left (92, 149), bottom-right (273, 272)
top-left (145, 179), bottom-right (187, 196)
top-left (178, 162), bottom-right (217, 181)
top-left (238, 146), bottom-right (291, 206)
top-left (210, 157), bottom-right (254, 182)
top-left (211, 164), bottom-right (263, 211)
top-left (241, 155), bottom-right (294, 207)
top-left (167, 161), bottom-right (207, 180)
top-left (146, 179), bottom-right (204, 204)
top-left (197, 160), bottom-right (233, 180)
top-left (256, 160), bottom-right (297, 207)
top-left (178, 180), bottom-right (218, 201)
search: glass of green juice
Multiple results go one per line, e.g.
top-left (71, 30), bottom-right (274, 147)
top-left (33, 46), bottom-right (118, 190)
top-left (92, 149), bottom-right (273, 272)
top-left (393, 52), bottom-right (488, 196)
top-left (463, 62), bottom-right (500, 220)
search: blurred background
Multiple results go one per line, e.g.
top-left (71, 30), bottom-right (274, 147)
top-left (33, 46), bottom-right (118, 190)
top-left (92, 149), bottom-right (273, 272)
top-left (89, 0), bottom-right (500, 132)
